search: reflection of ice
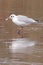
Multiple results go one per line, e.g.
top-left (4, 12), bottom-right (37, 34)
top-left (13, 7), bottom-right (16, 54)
top-left (9, 38), bottom-right (36, 54)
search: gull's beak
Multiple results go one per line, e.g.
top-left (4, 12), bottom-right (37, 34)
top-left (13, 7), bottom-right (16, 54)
top-left (5, 17), bottom-right (10, 21)
top-left (5, 18), bottom-right (8, 21)
top-left (5, 17), bottom-right (9, 21)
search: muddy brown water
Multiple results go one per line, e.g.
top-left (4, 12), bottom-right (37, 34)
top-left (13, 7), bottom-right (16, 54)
top-left (0, 19), bottom-right (43, 65)
top-left (0, 0), bottom-right (43, 65)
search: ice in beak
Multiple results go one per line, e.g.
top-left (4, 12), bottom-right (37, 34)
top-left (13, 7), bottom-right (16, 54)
top-left (5, 18), bottom-right (8, 21)
top-left (5, 17), bottom-right (10, 21)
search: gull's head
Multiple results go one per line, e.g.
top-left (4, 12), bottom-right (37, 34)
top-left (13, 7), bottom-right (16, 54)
top-left (5, 14), bottom-right (16, 21)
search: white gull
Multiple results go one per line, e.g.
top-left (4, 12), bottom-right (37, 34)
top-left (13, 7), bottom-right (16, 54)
top-left (5, 14), bottom-right (37, 26)
top-left (5, 14), bottom-right (38, 37)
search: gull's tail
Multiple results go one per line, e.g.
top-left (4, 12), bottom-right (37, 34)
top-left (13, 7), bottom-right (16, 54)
top-left (35, 20), bottom-right (43, 26)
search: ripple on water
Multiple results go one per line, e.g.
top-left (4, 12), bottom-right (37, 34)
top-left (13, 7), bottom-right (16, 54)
top-left (0, 38), bottom-right (43, 65)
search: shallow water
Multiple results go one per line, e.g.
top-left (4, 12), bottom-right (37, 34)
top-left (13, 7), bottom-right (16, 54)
top-left (0, 37), bottom-right (43, 65)
top-left (0, 17), bottom-right (43, 65)
top-left (0, 0), bottom-right (43, 64)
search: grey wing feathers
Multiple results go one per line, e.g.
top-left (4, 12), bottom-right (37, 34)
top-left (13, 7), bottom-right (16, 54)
top-left (17, 15), bottom-right (36, 23)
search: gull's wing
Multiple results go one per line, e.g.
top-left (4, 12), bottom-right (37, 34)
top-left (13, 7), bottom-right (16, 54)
top-left (17, 15), bottom-right (37, 24)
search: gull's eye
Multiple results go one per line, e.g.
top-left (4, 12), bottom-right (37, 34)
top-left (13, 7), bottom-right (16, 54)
top-left (13, 16), bottom-right (14, 17)
top-left (11, 16), bottom-right (12, 17)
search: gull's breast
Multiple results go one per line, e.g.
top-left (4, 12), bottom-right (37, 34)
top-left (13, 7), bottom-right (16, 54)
top-left (12, 18), bottom-right (27, 26)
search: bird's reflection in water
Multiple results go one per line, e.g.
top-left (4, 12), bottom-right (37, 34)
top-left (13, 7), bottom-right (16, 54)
top-left (9, 38), bottom-right (36, 54)
top-left (0, 38), bottom-right (43, 65)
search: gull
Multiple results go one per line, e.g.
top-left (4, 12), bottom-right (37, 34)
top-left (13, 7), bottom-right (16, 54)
top-left (5, 14), bottom-right (37, 37)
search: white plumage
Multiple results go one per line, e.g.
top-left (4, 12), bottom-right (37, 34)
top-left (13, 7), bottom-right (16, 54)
top-left (5, 14), bottom-right (37, 26)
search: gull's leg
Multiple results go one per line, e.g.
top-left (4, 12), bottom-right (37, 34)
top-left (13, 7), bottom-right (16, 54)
top-left (20, 26), bottom-right (24, 38)
top-left (16, 27), bottom-right (22, 38)
top-left (17, 28), bottom-right (21, 35)
top-left (18, 26), bottom-right (24, 38)
top-left (16, 26), bottom-right (24, 38)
